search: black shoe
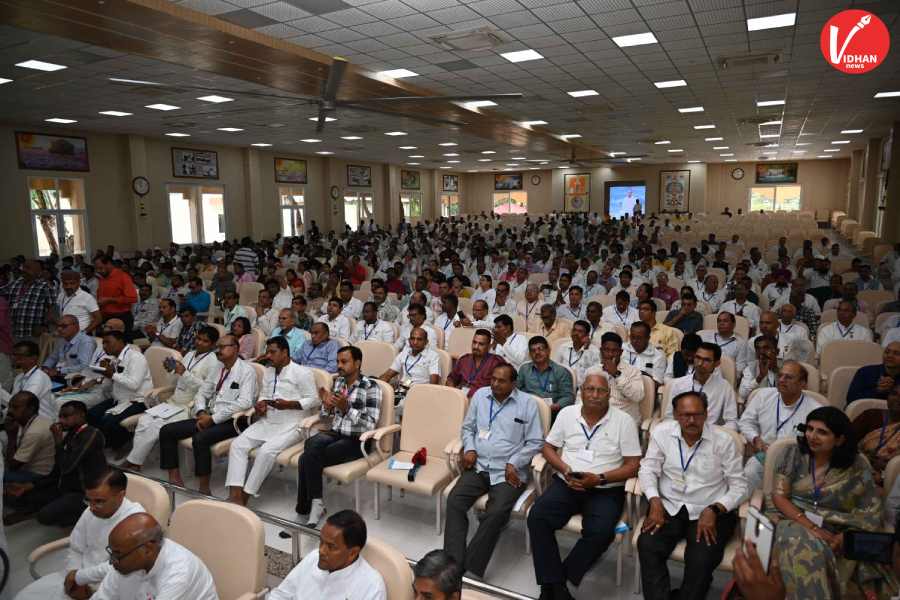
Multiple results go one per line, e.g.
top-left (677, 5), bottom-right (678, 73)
top-left (539, 585), bottom-right (554, 600)
top-left (553, 583), bottom-right (574, 600)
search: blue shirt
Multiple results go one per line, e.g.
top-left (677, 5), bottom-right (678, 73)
top-left (42, 330), bottom-right (96, 375)
top-left (296, 339), bottom-right (339, 373)
top-left (846, 364), bottom-right (900, 405)
top-left (272, 326), bottom-right (309, 362)
top-left (181, 290), bottom-right (211, 314)
top-left (461, 387), bottom-right (544, 485)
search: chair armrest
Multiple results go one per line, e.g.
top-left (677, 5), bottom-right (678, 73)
top-left (300, 415), bottom-right (322, 431)
top-left (360, 424), bottom-right (401, 463)
top-left (749, 489), bottom-right (764, 511)
top-left (631, 479), bottom-right (643, 498)
top-left (444, 437), bottom-right (463, 474)
top-left (146, 385), bottom-right (175, 407)
top-left (234, 590), bottom-right (269, 600)
top-left (28, 537), bottom-right (70, 579)
top-left (531, 453), bottom-right (547, 474)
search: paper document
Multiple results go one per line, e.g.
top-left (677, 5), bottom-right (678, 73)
top-left (388, 458), bottom-right (415, 470)
top-left (145, 404), bottom-right (183, 419)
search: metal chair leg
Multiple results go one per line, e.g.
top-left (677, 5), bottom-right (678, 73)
top-left (374, 483), bottom-right (381, 520)
top-left (616, 539), bottom-right (623, 587)
top-left (435, 494), bottom-right (442, 535)
top-left (354, 480), bottom-right (360, 513)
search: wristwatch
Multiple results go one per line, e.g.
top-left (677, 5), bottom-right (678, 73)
top-left (598, 473), bottom-right (608, 486)
top-left (706, 504), bottom-right (724, 516)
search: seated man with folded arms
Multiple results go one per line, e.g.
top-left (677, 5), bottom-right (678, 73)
top-left (122, 326), bottom-right (219, 471)
top-left (490, 281), bottom-right (516, 317)
top-left (174, 307), bottom-right (202, 354)
top-left (602, 291), bottom-right (639, 329)
top-left (492, 314), bottom-right (529, 370)
top-left (518, 336), bottom-right (575, 417)
top-left (665, 342), bottom-right (739, 431)
top-left (11, 340), bottom-right (55, 420)
top-left (586, 301), bottom-right (619, 347)
top-left (552, 320), bottom-right (600, 388)
top-left (158, 333), bottom-right (257, 495)
top-left (527, 373), bottom-right (641, 599)
top-left (380, 327), bottom-right (441, 397)
top-left (738, 335), bottom-right (779, 402)
top-left (91, 513), bottom-right (217, 600)
top-left (846, 341), bottom-right (900, 405)
top-left (4, 392), bottom-right (56, 485)
top-left (412, 550), bottom-right (463, 600)
top-left (586, 332), bottom-right (645, 426)
top-left (142, 298), bottom-right (182, 349)
top-left (739, 361), bottom-right (821, 491)
top-left (297, 346), bottom-right (382, 527)
top-left (517, 284), bottom-right (543, 331)
top-left (623, 321), bottom-right (667, 385)
top-left (446, 329), bottom-right (507, 399)
top-left (445, 363), bottom-right (543, 578)
top-left (296, 322), bottom-right (339, 373)
top-left (637, 391), bottom-right (747, 600)
top-left (268, 509), bottom-right (386, 600)
top-left (350, 301), bottom-right (395, 344)
top-left (227, 335), bottom-right (321, 506)
top-left (13, 468), bottom-right (144, 600)
top-left (42, 316), bottom-right (95, 384)
top-left (664, 293), bottom-right (703, 336)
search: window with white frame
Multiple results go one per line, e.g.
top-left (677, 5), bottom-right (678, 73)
top-left (279, 185), bottom-right (305, 236)
top-left (28, 177), bottom-right (89, 257)
top-left (749, 185), bottom-right (801, 212)
top-left (492, 191), bottom-right (528, 214)
top-left (441, 192), bottom-right (459, 217)
top-left (400, 191), bottom-right (422, 219)
top-left (344, 191), bottom-right (374, 231)
top-left (167, 184), bottom-right (226, 244)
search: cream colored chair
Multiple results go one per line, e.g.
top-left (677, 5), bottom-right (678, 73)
top-left (250, 327), bottom-right (267, 357)
top-left (798, 361), bottom-right (820, 393)
top-left (845, 398), bottom-right (887, 423)
top-left (859, 290), bottom-right (895, 309)
top-left (827, 365), bottom-right (860, 409)
top-left (435, 348), bottom-right (452, 381)
top-left (820, 341), bottom-right (882, 395)
top-left (819, 309), bottom-right (871, 327)
top-left (354, 340), bottom-right (397, 377)
top-left (458, 296), bottom-right (474, 315)
top-left (121, 346), bottom-right (182, 431)
top-left (168, 500), bottom-right (266, 600)
top-left (512, 314), bottom-right (527, 331)
top-left (210, 322), bottom-right (228, 339)
top-left (761, 437), bottom-right (797, 502)
top-left (447, 326), bottom-right (477, 360)
top-left (702, 314), bottom-right (750, 339)
top-left (875, 312), bottom-right (900, 337)
top-left (237, 282), bottom-right (264, 307)
top-left (366, 384), bottom-right (468, 534)
top-left (27, 474), bottom-right (172, 580)
top-left (360, 537), bottom-right (415, 600)
top-left (274, 367), bottom-right (335, 467)
top-left (719, 355), bottom-right (736, 390)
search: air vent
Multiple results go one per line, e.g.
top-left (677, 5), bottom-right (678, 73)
top-left (746, 141), bottom-right (771, 147)
top-left (738, 116), bottom-right (777, 125)
top-left (430, 26), bottom-right (507, 52)
top-left (719, 52), bottom-right (782, 70)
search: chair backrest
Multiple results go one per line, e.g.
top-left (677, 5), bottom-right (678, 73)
top-left (144, 346), bottom-right (182, 389)
top-left (458, 296), bottom-right (474, 315)
top-left (435, 348), bottom-right (452, 381)
top-left (528, 393), bottom-right (553, 435)
top-left (820, 341), bottom-right (882, 385)
top-left (858, 289), bottom-right (894, 308)
top-left (819, 309), bottom-right (870, 327)
top-left (798, 361), bottom-right (820, 393)
top-left (250, 327), bottom-right (267, 357)
top-left (652, 298), bottom-right (666, 312)
top-left (210, 323), bottom-right (227, 339)
top-left (168, 500), bottom-right (266, 600)
top-left (250, 362), bottom-right (265, 390)
top-left (884, 456), bottom-right (900, 506)
top-left (512, 314), bottom-right (527, 331)
top-left (308, 367), bottom-right (333, 394)
top-left (399, 384), bottom-right (467, 456)
top-left (125, 474), bottom-right (172, 530)
top-left (371, 380), bottom-right (395, 456)
top-left (762, 438), bottom-right (797, 498)
top-left (360, 537), bottom-right (414, 600)
top-left (845, 398), bottom-right (887, 423)
top-left (827, 365), bottom-right (861, 409)
top-left (656, 310), bottom-right (670, 325)
top-left (640, 375), bottom-right (656, 422)
top-left (875, 312), bottom-right (900, 336)
top-left (447, 327), bottom-right (477, 360)
top-left (719, 355), bottom-right (736, 389)
top-left (237, 282), bottom-right (264, 306)
top-left (242, 305), bottom-right (257, 324)
top-left (354, 340), bottom-right (397, 377)
top-left (702, 314), bottom-right (750, 338)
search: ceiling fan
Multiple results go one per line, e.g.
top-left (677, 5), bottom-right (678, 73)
top-left (111, 57), bottom-right (524, 132)
top-left (563, 147), bottom-right (647, 167)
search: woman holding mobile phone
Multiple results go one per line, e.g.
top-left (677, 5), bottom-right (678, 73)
top-left (767, 407), bottom-right (897, 598)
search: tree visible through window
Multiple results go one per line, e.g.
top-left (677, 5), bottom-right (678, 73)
top-left (749, 185), bottom-right (801, 212)
top-left (492, 191), bottom-right (527, 214)
top-left (279, 185), bottom-right (305, 236)
top-left (28, 177), bottom-right (89, 257)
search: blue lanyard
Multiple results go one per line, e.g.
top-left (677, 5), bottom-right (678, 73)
top-left (678, 438), bottom-right (702, 473)
top-left (615, 308), bottom-right (628, 325)
top-left (441, 315), bottom-right (454, 331)
top-left (403, 352), bottom-right (423, 376)
top-left (533, 365), bottom-right (552, 392)
top-left (303, 345), bottom-right (320, 362)
top-left (775, 394), bottom-right (804, 434)
top-left (465, 356), bottom-right (490, 385)
top-left (579, 421), bottom-right (602, 450)
top-left (19, 366), bottom-right (38, 387)
top-left (877, 412), bottom-right (900, 452)
top-left (836, 323), bottom-right (854, 338)
top-left (488, 397), bottom-right (508, 428)
top-left (272, 370), bottom-right (279, 397)
top-left (363, 322), bottom-right (377, 339)
top-left (714, 334), bottom-right (735, 348)
top-left (568, 348), bottom-right (585, 368)
top-left (810, 456), bottom-right (829, 506)
top-left (187, 351), bottom-right (212, 372)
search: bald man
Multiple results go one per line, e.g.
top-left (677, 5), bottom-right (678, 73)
top-left (57, 270), bottom-right (102, 333)
top-left (42, 315), bottom-right (96, 383)
top-left (92, 513), bottom-right (217, 600)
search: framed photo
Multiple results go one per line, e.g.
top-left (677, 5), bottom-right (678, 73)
top-left (401, 169), bottom-right (420, 190)
top-left (659, 170), bottom-right (690, 212)
top-left (15, 131), bottom-right (89, 172)
top-left (755, 162), bottom-right (798, 184)
top-left (564, 173), bottom-right (590, 195)
top-left (274, 157), bottom-right (307, 184)
top-left (442, 174), bottom-right (459, 192)
top-left (172, 148), bottom-right (219, 179)
top-left (564, 194), bottom-right (590, 212)
top-left (347, 164), bottom-right (372, 187)
top-left (494, 172), bottom-right (523, 191)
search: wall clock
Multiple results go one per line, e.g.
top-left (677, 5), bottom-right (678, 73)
top-left (132, 176), bottom-right (150, 196)
top-left (730, 167), bottom-right (745, 181)
top-left (530, 174), bottom-right (541, 185)
top-left (330, 185), bottom-right (340, 200)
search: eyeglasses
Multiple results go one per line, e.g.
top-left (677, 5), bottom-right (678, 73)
top-left (106, 540), bottom-right (151, 562)
top-left (215, 343), bottom-right (237, 350)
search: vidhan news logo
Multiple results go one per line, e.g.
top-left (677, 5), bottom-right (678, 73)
top-left (820, 9), bottom-right (890, 74)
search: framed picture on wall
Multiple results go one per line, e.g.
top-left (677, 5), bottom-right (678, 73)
top-left (442, 174), bottom-right (459, 192)
top-left (755, 162), bottom-right (798, 184)
top-left (347, 164), bottom-right (372, 187)
top-left (15, 131), bottom-right (90, 172)
top-left (274, 157), bottom-right (307, 183)
top-left (172, 147), bottom-right (219, 179)
top-left (564, 173), bottom-right (590, 195)
top-left (494, 172), bottom-right (523, 190)
top-left (564, 194), bottom-right (589, 212)
top-left (659, 170), bottom-right (690, 212)
top-left (605, 181), bottom-right (646, 218)
top-left (401, 169), bottom-right (420, 190)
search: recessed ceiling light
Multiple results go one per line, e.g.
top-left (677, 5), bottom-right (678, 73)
top-left (438, 142), bottom-right (458, 147)
top-left (384, 131), bottom-right (407, 136)
top-left (399, 146), bottom-right (417, 150)
top-left (481, 150), bottom-right (496, 154)
top-left (759, 120), bottom-right (782, 126)
top-left (99, 110), bottom-right (132, 117)
top-left (688, 160), bottom-right (701, 163)
top-left (217, 127), bottom-right (244, 132)
top-left (447, 160), bottom-right (460, 163)
top-left (678, 106), bottom-right (704, 113)
top-left (300, 138), bottom-right (321, 143)
top-left (823, 148), bottom-right (840, 152)
top-left (440, 166), bottom-right (452, 169)
top-left (145, 103), bottom-right (180, 111)
top-left (720, 153), bottom-right (734, 157)
top-left (795, 142), bottom-right (811, 146)
top-left (500, 49), bottom-right (544, 63)
top-left (557, 165), bottom-right (570, 169)
top-left (713, 146), bottom-right (729, 150)
top-left (341, 136), bottom-right (363, 140)
top-left (694, 124), bottom-right (715, 129)
top-left (409, 155), bottom-right (424, 158)
top-left (759, 134), bottom-right (780, 138)
top-left (251, 143), bottom-right (272, 147)
top-left (16, 60), bottom-right (67, 71)
top-left (799, 132), bottom-right (816, 136)
top-left (762, 151), bottom-right (777, 155)
top-left (378, 68), bottom-right (418, 78)
top-left (705, 137), bottom-right (723, 142)
top-left (567, 90), bottom-right (598, 98)
top-left (756, 99), bottom-right (785, 107)
top-left (793, 150), bottom-right (807, 153)
top-left (45, 118), bottom-right (77, 124)
top-left (0, 78), bottom-right (11, 84)
top-left (443, 153), bottom-right (459, 157)
top-left (724, 159), bottom-right (737, 162)
top-left (307, 116), bottom-right (336, 122)
top-left (406, 162), bottom-right (420, 165)
top-left (165, 132), bottom-right (190, 137)
top-left (654, 140), bottom-right (671, 145)
top-left (197, 95), bottom-right (233, 103)
top-left (747, 12), bottom-right (796, 31)
top-left (667, 148), bottom-right (684, 152)
top-left (840, 129), bottom-right (863, 134)
top-left (477, 158), bottom-right (492, 162)
top-left (613, 32), bottom-right (658, 48)
top-left (109, 77), bottom-right (158, 85)
top-left (654, 80), bottom-right (687, 89)
top-left (316, 151), bottom-right (334, 155)
top-left (560, 134), bottom-right (581, 140)
top-left (519, 120), bottom-right (547, 127)
top-left (817, 155), bottom-right (832, 158)
top-left (511, 156), bottom-right (527, 160)
top-left (874, 91), bottom-right (900, 98)
top-left (462, 100), bottom-right (497, 109)
top-left (609, 152), bottom-right (626, 157)
top-left (764, 144), bottom-right (779, 148)
top-left (506, 163), bottom-right (520, 166)
top-left (831, 140), bottom-right (850, 144)
top-left (626, 157), bottom-right (642, 162)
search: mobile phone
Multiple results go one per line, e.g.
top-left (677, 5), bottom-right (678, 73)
top-left (265, 399), bottom-right (279, 407)
top-left (743, 506), bottom-right (774, 573)
top-left (568, 471), bottom-right (584, 479)
top-left (457, 311), bottom-right (466, 319)
top-left (843, 530), bottom-right (894, 564)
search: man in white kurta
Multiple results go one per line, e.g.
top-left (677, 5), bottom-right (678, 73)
top-left (664, 343), bottom-right (739, 431)
top-left (14, 469), bottom-right (144, 600)
top-left (350, 302), bottom-right (395, 344)
top-left (491, 315), bottom-right (529, 369)
top-left (124, 327), bottom-right (220, 468)
top-left (551, 320), bottom-right (599, 387)
top-left (585, 331), bottom-right (644, 426)
top-left (698, 312), bottom-right (750, 372)
top-left (11, 341), bottom-right (55, 420)
top-left (623, 321), bottom-right (667, 385)
top-left (226, 336), bottom-right (320, 504)
top-left (815, 300), bottom-right (873, 355)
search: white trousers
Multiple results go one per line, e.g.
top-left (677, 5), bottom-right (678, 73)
top-left (225, 424), bottom-right (302, 496)
top-left (126, 409), bottom-right (189, 466)
top-left (14, 572), bottom-right (67, 600)
top-left (744, 456), bottom-right (764, 495)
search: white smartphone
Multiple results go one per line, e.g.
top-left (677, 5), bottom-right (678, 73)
top-left (744, 506), bottom-right (775, 573)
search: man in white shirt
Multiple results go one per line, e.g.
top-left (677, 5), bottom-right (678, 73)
top-left (143, 298), bottom-right (182, 348)
top-left (11, 340), bottom-right (55, 420)
top-left (665, 342), bottom-right (739, 430)
top-left (739, 335), bottom-right (779, 401)
top-left (255, 288), bottom-right (279, 336)
top-left (270, 277), bottom-right (294, 311)
top-left (58, 270), bottom-right (101, 333)
top-left (380, 327), bottom-right (441, 407)
top-left (762, 270), bottom-right (792, 307)
top-left (698, 275), bottom-right (725, 312)
top-left (227, 336), bottom-right (321, 505)
top-left (517, 284), bottom-right (543, 332)
top-left (268, 509), bottom-right (386, 600)
top-left (123, 326), bottom-right (220, 470)
top-left (490, 281), bottom-right (517, 317)
top-left (719, 283), bottom-right (760, 335)
top-left (738, 361), bottom-right (821, 491)
top-left (558, 286), bottom-right (587, 321)
top-left (321, 282), bottom-right (363, 320)
top-left (774, 304), bottom-right (812, 359)
top-left (585, 332), bottom-right (645, 425)
top-left (527, 373), bottom-right (641, 597)
top-left (396, 303), bottom-right (438, 353)
top-left (773, 278), bottom-right (821, 316)
top-left (317, 298), bottom-right (353, 341)
top-left (14, 468), bottom-right (145, 600)
top-left (552, 320), bottom-right (599, 388)
top-left (351, 301), bottom-right (395, 344)
top-left (699, 312), bottom-right (750, 369)
top-left (637, 390), bottom-right (747, 600)
top-left (92, 513), bottom-right (217, 600)
top-left (491, 314), bottom-right (529, 369)
top-left (624, 321), bottom-right (667, 385)
top-left (602, 291), bottom-right (639, 329)
top-left (816, 299), bottom-right (873, 355)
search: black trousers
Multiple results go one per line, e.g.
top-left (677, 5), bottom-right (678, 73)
top-left (527, 476), bottom-right (625, 586)
top-left (444, 469), bottom-right (522, 578)
top-left (36, 492), bottom-right (86, 527)
top-left (86, 398), bottom-right (115, 429)
top-left (159, 418), bottom-right (237, 476)
top-left (295, 431), bottom-right (363, 514)
top-left (96, 402), bottom-right (146, 449)
top-left (637, 505), bottom-right (737, 600)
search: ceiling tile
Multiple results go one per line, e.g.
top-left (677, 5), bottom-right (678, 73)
top-left (250, 1), bottom-right (311, 20)
top-left (361, 0), bottom-right (419, 18)
top-left (320, 7), bottom-right (381, 24)
top-left (288, 15), bottom-right (342, 31)
top-left (217, 8), bottom-right (279, 27)
top-left (179, 0), bottom-right (237, 15)
top-left (467, 0), bottom-right (525, 17)
top-left (352, 20), bottom-right (403, 36)
top-left (253, 23), bottom-right (303, 37)
top-left (282, 0), bottom-right (353, 14)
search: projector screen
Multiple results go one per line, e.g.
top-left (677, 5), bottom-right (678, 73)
top-left (606, 181), bottom-right (646, 218)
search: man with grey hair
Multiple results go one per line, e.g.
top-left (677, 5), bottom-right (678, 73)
top-left (42, 315), bottom-right (96, 383)
top-left (412, 550), bottom-right (463, 600)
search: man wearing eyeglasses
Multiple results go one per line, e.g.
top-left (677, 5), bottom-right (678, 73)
top-left (42, 315), bottom-right (95, 385)
top-left (664, 342), bottom-right (739, 431)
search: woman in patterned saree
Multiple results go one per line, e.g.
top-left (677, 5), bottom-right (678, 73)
top-left (767, 406), bottom-right (897, 599)
top-left (855, 383), bottom-right (900, 487)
